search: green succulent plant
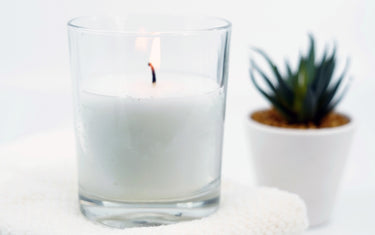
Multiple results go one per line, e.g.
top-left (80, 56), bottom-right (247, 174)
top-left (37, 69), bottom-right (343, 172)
top-left (250, 35), bottom-right (350, 125)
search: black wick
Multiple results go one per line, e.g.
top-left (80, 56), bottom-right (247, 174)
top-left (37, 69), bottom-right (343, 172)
top-left (148, 62), bottom-right (156, 84)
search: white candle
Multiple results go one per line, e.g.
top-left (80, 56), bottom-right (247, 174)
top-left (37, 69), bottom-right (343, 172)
top-left (76, 73), bottom-right (225, 201)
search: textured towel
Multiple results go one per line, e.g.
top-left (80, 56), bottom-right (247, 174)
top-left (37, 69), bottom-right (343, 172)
top-left (0, 129), bottom-right (308, 234)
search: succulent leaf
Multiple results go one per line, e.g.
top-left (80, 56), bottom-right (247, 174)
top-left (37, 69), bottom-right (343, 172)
top-left (301, 88), bottom-right (317, 121)
top-left (316, 48), bottom-right (336, 97)
top-left (250, 60), bottom-right (276, 92)
top-left (325, 80), bottom-right (351, 114)
top-left (250, 68), bottom-right (295, 120)
top-left (306, 35), bottom-right (316, 84)
top-left (318, 59), bottom-right (350, 112)
top-left (252, 48), bottom-right (295, 106)
top-left (285, 61), bottom-right (293, 77)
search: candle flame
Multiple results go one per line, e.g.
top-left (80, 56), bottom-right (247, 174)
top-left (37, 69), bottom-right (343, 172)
top-left (149, 37), bottom-right (161, 69)
top-left (135, 28), bottom-right (148, 52)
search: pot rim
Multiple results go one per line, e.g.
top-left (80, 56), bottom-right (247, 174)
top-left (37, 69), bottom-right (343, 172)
top-left (247, 110), bottom-right (356, 136)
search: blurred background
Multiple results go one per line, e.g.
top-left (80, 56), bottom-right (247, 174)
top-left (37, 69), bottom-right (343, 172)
top-left (1, 0), bottom-right (374, 234)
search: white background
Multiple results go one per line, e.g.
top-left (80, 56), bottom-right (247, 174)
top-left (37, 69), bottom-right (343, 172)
top-left (1, 0), bottom-right (374, 234)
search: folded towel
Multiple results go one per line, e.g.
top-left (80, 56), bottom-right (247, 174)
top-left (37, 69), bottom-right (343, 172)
top-left (0, 129), bottom-right (308, 234)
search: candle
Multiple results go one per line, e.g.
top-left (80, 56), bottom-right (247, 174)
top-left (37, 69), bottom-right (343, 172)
top-left (77, 73), bottom-right (225, 201)
top-left (68, 15), bottom-right (231, 227)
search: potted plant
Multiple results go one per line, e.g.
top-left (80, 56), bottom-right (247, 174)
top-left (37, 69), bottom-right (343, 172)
top-left (247, 35), bottom-right (355, 227)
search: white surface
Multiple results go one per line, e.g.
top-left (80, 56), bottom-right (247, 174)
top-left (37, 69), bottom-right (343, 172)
top-left (1, 0), bottom-right (375, 234)
top-left (0, 129), bottom-right (307, 235)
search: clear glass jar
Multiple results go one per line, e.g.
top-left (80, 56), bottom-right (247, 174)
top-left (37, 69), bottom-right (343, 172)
top-left (68, 14), bottom-right (231, 228)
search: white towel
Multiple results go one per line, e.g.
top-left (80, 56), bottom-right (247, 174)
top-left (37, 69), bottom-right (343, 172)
top-left (0, 129), bottom-right (308, 235)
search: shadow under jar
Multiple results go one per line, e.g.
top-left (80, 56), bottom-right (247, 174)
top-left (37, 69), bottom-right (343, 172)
top-left (67, 15), bottom-right (231, 228)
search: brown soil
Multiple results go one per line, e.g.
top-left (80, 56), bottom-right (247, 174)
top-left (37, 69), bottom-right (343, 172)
top-left (251, 109), bottom-right (350, 129)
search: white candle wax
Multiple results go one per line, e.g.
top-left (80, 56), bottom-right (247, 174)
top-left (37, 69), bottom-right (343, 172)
top-left (76, 73), bottom-right (225, 202)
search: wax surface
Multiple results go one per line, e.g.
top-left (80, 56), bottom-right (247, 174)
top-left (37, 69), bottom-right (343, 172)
top-left (84, 73), bottom-right (220, 98)
top-left (76, 74), bottom-right (225, 201)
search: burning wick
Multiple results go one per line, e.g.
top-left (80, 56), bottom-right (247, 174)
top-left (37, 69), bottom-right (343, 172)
top-left (148, 62), bottom-right (156, 84)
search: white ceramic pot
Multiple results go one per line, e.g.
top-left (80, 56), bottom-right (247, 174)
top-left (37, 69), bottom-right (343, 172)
top-left (246, 113), bottom-right (355, 227)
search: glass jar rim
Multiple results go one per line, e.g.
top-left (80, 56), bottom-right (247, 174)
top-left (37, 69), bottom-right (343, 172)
top-left (67, 15), bottom-right (231, 35)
